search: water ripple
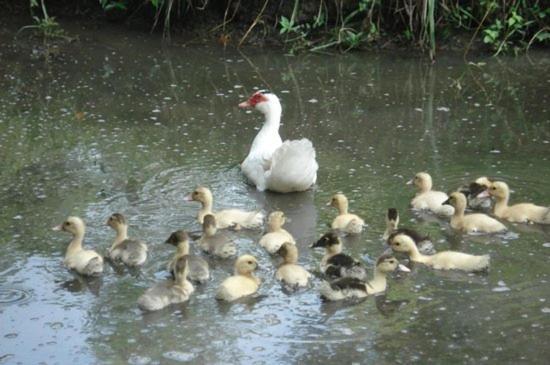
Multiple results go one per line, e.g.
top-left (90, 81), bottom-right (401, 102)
top-left (0, 287), bottom-right (32, 306)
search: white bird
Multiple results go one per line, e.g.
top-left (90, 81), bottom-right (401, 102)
top-left (239, 91), bottom-right (318, 193)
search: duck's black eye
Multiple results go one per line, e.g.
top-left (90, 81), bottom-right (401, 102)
top-left (389, 260), bottom-right (395, 264)
top-left (491, 187), bottom-right (496, 190)
top-left (64, 221), bottom-right (70, 226)
top-left (248, 261), bottom-right (253, 265)
top-left (395, 242), bottom-right (400, 246)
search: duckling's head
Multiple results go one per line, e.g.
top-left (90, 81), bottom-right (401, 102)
top-left (106, 213), bottom-right (127, 230)
top-left (185, 186), bottom-right (213, 205)
top-left (165, 230), bottom-right (189, 246)
top-left (328, 193), bottom-right (348, 211)
top-left (443, 192), bottom-right (467, 211)
top-left (408, 172), bottom-right (432, 192)
top-left (376, 254), bottom-right (411, 273)
top-left (475, 176), bottom-right (492, 188)
top-left (267, 211), bottom-right (286, 230)
top-left (52, 216), bottom-right (85, 236)
top-left (235, 254), bottom-right (259, 275)
top-left (202, 214), bottom-right (217, 235)
top-left (310, 232), bottom-right (341, 250)
top-left (488, 181), bottom-right (509, 200)
top-left (386, 208), bottom-right (399, 230)
top-left (276, 242), bottom-right (298, 263)
top-left (387, 233), bottom-right (416, 254)
top-left (238, 91), bottom-right (281, 116)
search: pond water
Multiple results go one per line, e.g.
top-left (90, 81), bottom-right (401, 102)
top-left (1, 23), bottom-right (549, 364)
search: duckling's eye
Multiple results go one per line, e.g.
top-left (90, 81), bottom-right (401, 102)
top-left (389, 260), bottom-right (395, 264)
top-left (64, 221), bottom-right (70, 226)
top-left (491, 187), bottom-right (496, 190)
top-left (247, 261), bottom-right (253, 265)
top-left (395, 242), bottom-right (400, 246)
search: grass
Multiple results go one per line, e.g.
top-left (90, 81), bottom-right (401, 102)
top-left (14, 0), bottom-right (550, 57)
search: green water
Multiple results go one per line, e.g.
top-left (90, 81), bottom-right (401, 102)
top-left (1, 24), bottom-right (549, 364)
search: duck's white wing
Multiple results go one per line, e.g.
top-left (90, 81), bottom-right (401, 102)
top-left (265, 138), bottom-right (318, 193)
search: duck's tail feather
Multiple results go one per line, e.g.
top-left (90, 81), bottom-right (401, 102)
top-left (266, 139), bottom-right (318, 193)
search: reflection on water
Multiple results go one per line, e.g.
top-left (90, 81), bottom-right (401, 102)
top-left (0, 22), bottom-right (549, 364)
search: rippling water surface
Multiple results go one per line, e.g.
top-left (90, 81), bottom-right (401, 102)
top-left (1, 23), bottom-right (549, 364)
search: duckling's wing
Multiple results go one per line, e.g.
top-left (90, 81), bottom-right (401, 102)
top-left (329, 277), bottom-right (367, 291)
top-left (82, 256), bottom-right (104, 276)
top-left (188, 256), bottom-right (210, 283)
top-left (121, 239), bottom-right (148, 266)
top-left (327, 254), bottom-right (358, 268)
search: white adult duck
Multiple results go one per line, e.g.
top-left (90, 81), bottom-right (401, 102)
top-left (239, 91), bottom-right (318, 193)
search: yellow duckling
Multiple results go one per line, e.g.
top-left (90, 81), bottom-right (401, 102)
top-left (275, 242), bottom-right (311, 288)
top-left (198, 214), bottom-right (237, 258)
top-left (106, 213), bottom-right (148, 267)
top-left (408, 172), bottom-right (454, 216)
top-left (443, 192), bottom-right (507, 233)
top-left (259, 211), bottom-right (296, 254)
top-left (52, 216), bottom-right (104, 276)
top-left (483, 181), bottom-right (550, 224)
top-left (388, 232), bottom-right (489, 272)
top-left (216, 255), bottom-right (261, 301)
top-left (137, 256), bottom-right (194, 311)
top-left (165, 230), bottom-right (210, 284)
top-left (185, 186), bottom-right (264, 229)
top-left (319, 254), bottom-right (410, 301)
top-left (328, 193), bottom-right (365, 234)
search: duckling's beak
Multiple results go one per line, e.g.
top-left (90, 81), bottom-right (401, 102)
top-left (397, 264), bottom-right (411, 273)
top-left (476, 190), bottom-right (490, 199)
top-left (183, 194), bottom-right (193, 202)
top-left (406, 179), bottom-right (413, 185)
top-left (442, 198), bottom-right (451, 206)
top-left (52, 224), bottom-right (63, 231)
top-left (238, 100), bottom-right (252, 109)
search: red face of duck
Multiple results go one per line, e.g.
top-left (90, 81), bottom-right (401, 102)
top-left (238, 91), bottom-right (269, 109)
